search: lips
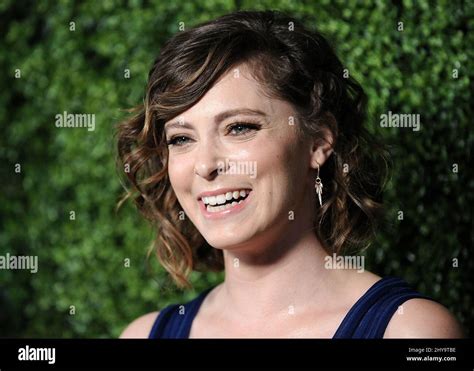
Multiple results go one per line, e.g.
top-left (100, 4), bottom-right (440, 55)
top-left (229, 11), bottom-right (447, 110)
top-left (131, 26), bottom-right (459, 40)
top-left (197, 189), bottom-right (253, 219)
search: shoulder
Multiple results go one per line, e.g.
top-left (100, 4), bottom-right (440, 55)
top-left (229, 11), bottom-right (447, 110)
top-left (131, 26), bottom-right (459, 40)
top-left (383, 298), bottom-right (464, 338)
top-left (119, 311), bottom-right (160, 339)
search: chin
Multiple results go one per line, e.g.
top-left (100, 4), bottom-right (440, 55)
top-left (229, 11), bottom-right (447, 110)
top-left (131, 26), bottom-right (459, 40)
top-left (201, 232), bottom-right (250, 251)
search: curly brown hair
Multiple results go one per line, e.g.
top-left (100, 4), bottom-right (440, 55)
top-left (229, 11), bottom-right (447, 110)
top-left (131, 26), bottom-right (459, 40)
top-left (116, 10), bottom-right (388, 288)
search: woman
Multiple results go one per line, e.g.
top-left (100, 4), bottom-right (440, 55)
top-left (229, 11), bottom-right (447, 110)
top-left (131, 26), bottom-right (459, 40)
top-left (118, 10), bottom-right (463, 338)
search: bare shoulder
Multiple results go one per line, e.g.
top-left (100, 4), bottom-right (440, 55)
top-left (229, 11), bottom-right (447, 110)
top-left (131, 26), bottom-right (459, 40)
top-left (384, 299), bottom-right (464, 338)
top-left (119, 311), bottom-right (159, 339)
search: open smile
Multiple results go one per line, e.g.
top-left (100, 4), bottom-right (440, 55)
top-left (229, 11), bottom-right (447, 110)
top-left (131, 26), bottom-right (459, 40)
top-left (198, 189), bottom-right (253, 219)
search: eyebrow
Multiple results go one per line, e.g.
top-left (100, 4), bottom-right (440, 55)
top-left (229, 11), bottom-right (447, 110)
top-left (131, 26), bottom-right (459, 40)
top-left (164, 108), bottom-right (267, 132)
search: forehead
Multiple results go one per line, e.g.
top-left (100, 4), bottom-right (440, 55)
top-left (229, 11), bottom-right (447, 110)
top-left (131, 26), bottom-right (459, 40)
top-left (165, 63), bottom-right (276, 125)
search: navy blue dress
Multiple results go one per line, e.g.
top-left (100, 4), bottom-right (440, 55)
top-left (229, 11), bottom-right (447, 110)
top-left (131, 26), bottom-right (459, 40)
top-left (149, 276), bottom-right (432, 339)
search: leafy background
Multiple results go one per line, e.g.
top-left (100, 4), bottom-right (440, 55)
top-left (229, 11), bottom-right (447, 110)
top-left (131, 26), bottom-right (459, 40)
top-left (0, 0), bottom-right (472, 337)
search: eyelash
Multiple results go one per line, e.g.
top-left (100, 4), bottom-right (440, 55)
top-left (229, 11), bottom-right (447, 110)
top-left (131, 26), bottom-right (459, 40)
top-left (166, 122), bottom-right (260, 147)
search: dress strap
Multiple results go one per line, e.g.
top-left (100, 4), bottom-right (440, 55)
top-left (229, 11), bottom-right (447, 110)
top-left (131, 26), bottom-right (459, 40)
top-left (148, 303), bottom-right (180, 339)
top-left (149, 287), bottom-right (214, 339)
top-left (332, 276), bottom-right (432, 338)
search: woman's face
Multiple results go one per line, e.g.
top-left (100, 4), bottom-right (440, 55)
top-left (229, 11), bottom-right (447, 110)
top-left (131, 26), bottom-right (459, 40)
top-left (165, 63), bottom-right (315, 252)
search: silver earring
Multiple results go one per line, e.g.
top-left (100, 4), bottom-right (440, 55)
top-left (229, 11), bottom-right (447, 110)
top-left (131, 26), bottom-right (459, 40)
top-left (314, 163), bottom-right (323, 207)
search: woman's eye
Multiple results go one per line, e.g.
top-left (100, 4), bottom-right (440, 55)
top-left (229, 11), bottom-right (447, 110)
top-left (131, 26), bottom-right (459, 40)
top-left (167, 123), bottom-right (259, 147)
top-left (167, 136), bottom-right (190, 146)
top-left (227, 122), bottom-right (259, 136)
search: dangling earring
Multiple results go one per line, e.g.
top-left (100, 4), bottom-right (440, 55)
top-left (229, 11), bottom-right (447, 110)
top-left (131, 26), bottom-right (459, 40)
top-left (314, 163), bottom-right (323, 207)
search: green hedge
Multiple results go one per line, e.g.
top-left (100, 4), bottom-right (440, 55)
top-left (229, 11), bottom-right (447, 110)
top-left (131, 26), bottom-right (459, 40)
top-left (0, 0), bottom-right (472, 337)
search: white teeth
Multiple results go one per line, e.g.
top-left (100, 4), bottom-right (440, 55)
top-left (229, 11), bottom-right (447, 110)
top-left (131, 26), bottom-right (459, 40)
top-left (216, 194), bottom-right (226, 205)
top-left (202, 189), bottom-right (251, 204)
top-left (204, 190), bottom-right (251, 213)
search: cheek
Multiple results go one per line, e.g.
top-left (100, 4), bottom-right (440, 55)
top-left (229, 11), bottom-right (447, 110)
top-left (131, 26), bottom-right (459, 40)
top-left (252, 133), bottom-right (304, 207)
top-left (167, 155), bottom-right (192, 196)
top-left (254, 131), bottom-right (302, 180)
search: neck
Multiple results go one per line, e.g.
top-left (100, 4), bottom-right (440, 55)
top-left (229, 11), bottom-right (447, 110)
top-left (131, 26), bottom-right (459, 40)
top-left (219, 225), bottom-right (334, 320)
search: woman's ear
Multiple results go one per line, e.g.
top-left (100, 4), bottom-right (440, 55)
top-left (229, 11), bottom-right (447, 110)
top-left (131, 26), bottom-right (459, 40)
top-left (310, 112), bottom-right (336, 169)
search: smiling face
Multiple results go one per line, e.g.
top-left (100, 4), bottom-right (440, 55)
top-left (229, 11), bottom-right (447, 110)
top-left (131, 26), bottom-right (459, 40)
top-left (164, 63), bottom-right (316, 253)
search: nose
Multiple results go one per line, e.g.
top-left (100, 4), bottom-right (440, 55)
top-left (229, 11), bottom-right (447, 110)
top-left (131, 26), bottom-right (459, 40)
top-left (193, 138), bottom-right (221, 180)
